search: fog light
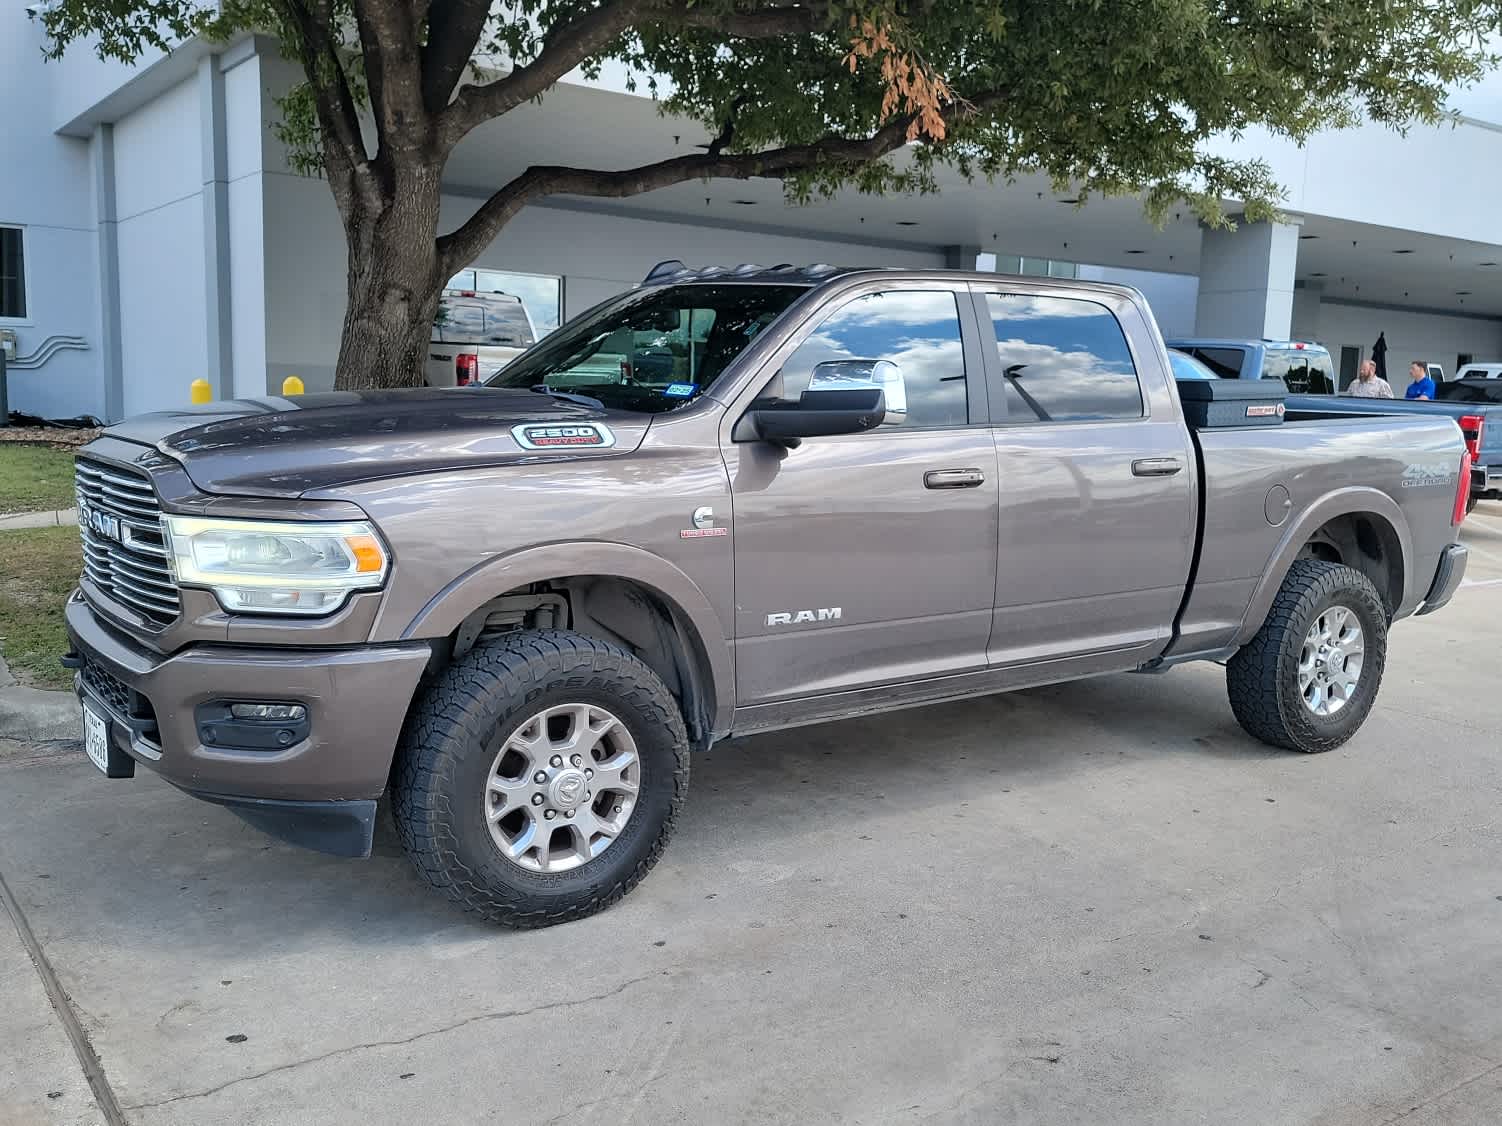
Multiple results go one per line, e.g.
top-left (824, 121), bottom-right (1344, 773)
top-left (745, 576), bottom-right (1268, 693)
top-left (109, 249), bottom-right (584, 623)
top-left (229, 703), bottom-right (307, 722)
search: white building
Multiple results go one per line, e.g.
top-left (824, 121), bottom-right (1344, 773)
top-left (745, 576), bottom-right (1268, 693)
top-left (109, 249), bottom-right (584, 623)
top-left (4, 20), bottom-right (1501, 421)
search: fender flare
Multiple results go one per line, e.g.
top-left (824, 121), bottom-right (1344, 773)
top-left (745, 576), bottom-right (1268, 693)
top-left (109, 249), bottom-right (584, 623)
top-left (1232, 487), bottom-right (1413, 646)
top-left (396, 541), bottom-right (734, 732)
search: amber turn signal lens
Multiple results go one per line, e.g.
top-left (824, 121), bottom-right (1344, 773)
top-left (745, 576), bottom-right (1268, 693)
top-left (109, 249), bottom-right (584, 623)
top-left (346, 535), bottom-right (385, 573)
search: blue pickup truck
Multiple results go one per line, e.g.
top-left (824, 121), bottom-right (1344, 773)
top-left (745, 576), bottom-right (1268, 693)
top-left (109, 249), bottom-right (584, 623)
top-left (1168, 337), bottom-right (1500, 513)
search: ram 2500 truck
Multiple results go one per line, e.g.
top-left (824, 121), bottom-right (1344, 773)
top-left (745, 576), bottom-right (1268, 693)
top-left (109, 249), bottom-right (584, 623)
top-left (65, 265), bottom-right (1470, 927)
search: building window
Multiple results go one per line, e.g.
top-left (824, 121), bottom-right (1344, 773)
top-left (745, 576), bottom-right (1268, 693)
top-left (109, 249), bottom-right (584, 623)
top-left (0, 226), bottom-right (25, 320)
top-left (447, 267), bottom-right (562, 337)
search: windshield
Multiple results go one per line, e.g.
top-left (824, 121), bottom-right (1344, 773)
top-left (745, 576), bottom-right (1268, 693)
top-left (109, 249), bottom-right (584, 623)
top-left (487, 283), bottom-right (807, 413)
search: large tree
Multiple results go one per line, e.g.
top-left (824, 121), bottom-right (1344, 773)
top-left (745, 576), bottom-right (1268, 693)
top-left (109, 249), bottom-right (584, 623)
top-left (38, 1), bottom-right (1500, 390)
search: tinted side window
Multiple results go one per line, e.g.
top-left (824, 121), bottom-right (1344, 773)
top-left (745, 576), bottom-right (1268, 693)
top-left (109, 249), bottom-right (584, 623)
top-left (1264, 348), bottom-right (1333, 394)
top-left (433, 302), bottom-right (486, 343)
top-left (1189, 347), bottom-right (1246, 379)
top-left (987, 294), bottom-right (1142, 423)
top-left (779, 290), bottom-right (968, 428)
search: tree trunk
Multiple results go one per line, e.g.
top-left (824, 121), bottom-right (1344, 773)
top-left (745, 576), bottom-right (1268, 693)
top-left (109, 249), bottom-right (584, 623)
top-left (333, 169), bottom-right (445, 391)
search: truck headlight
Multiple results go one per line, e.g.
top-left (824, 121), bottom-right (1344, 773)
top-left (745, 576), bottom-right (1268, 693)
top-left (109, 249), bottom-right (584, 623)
top-left (163, 516), bottom-right (389, 616)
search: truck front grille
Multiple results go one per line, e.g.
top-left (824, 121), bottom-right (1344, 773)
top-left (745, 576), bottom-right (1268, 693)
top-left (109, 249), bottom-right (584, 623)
top-left (75, 459), bottom-right (180, 625)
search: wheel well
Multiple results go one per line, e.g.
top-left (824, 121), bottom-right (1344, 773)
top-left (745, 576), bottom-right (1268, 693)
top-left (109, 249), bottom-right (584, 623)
top-left (443, 577), bottom-right (716, 749)
top-left (1297, 513), bottom-right (1404, 616)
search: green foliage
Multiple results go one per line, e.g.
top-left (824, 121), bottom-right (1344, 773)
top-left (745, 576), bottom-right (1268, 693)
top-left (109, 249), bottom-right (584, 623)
top-left (35, 0), bottom-right (1501, 229)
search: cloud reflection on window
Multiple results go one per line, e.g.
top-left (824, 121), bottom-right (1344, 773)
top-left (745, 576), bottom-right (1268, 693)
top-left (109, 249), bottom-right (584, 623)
top-left (782, 291), bottom-right (968, 428)
top-left (987, 295), bottom-right (1142, 423)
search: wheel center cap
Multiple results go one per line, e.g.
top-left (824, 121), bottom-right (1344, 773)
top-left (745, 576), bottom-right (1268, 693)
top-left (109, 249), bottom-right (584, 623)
top-left (1325, 650), bottom-right (1345, 676)
top-left (548, 768), bottom-right (588, 811)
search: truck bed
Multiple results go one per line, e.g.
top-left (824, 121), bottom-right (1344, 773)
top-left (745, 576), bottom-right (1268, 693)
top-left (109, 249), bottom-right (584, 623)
top-left (1167, 413), bottom-right (1466, 660)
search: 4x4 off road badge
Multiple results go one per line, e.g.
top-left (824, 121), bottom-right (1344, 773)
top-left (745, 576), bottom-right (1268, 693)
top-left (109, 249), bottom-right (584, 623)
top-left (511, 422), bottom-right (616, 450)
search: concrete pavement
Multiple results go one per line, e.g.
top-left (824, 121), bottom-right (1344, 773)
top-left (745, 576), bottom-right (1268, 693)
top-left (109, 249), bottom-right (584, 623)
top-left (4, 508), bottom-right (1502, 1125)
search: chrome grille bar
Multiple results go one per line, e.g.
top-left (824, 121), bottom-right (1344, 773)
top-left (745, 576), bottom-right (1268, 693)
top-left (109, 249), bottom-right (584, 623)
top-left (75, 458), bottom-right (180, 625)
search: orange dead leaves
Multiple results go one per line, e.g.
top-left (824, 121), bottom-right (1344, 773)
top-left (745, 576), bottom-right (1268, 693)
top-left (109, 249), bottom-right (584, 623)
top-left (845, 18), bottom-right (954, 141)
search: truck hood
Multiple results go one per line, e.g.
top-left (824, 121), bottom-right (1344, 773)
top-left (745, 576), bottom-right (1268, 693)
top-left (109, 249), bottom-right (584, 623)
top-left (105, 388), bottom-right (652, 498)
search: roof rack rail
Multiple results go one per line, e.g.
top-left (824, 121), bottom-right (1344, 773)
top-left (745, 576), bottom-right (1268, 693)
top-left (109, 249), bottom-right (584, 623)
top-left (643, 259), bottom-right (689, 283)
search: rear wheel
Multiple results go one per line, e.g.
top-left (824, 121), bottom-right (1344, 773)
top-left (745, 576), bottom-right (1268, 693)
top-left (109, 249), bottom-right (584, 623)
top-left (392, 630), bottom-right (688, 927)
top-left (1226, 560), bottom-right (1387, 753)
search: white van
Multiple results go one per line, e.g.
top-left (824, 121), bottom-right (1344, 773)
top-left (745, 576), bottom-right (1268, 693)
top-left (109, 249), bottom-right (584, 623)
top-left (426, 289), bottom-right (538, 387)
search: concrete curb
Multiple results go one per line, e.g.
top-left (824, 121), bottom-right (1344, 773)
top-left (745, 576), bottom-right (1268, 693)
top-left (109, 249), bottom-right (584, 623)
top-left (0, 655), bottom-right (78, 744)
top-left (0, 508), bottom-right (78, 531)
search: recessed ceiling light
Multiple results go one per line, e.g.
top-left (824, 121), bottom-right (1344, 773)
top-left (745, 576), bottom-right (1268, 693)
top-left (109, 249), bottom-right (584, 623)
top-left (730, 199), bottom-right (757, 206)
top-left (1057, 197), bottom-right (1081, 205)
top-left (1456, 290), bottom-right (1472, 296)
top-left (1299, 234), bottom-right (1319, 240)
top-left (1125, 249), bottom-right (1146, 255)
top-left (1393, 248), bottom-right (1415, 254)
top-left (1309, 272), bottom-right (1328, 277)
top-left (1480, 261), bottom-right (1498, 267)
top-left (895, 220), bottom-right (919, 227)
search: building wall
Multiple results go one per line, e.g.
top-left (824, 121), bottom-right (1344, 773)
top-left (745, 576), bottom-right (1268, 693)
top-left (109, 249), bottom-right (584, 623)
top-left (0, 14), bottom-right (102, 420)
top-left (262, 174), bottom-right (946, 392)
top-left (1296, 300), bottom-right (1502, 381)
top-left (1079, 265), bottom-right (1200, 337)
top-left (112, 77), bottom-right (209, 418)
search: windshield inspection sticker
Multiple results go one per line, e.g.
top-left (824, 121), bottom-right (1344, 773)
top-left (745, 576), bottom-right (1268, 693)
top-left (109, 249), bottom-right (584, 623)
top-left (511, 422), bottom-right (616, 450)
top-left (663, 383), bottom-right (698, 398)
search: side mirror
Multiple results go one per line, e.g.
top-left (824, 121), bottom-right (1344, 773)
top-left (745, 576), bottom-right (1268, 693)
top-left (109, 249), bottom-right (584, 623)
top-left (744, 387), bottom-right (887, 448)
top-left (807, 359), bottom-right (907, 424)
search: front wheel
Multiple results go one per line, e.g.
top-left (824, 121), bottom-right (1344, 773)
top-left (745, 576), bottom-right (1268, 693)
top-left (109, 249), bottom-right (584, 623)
top-left (1226, 560), bottom-right (1388, 753)
top-left (392, 631), bottom-right (689, 927)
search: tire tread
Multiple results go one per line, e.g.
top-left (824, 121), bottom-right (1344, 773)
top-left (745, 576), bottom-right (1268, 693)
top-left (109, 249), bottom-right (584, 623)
top-left (392, 630), bottom-right (688, 928)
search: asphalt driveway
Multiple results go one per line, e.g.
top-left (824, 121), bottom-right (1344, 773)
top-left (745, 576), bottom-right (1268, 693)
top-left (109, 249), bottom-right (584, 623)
top-left (6, 508), bottom-right (1502, 1126)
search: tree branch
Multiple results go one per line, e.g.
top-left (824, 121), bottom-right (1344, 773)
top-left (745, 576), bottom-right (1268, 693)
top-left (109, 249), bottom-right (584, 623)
top-left (437, 89), bottom-right (1009, 275)
top-left (271, 0), bottom-right (370, 172)
top-left (439, 1), bottom-right (827, 148)
top-left (706, 93), bottom-right (751, 158)
top-left (420, 0), bottom-right (494, 113)
top-left (349, 0), bottom-right (427, 152)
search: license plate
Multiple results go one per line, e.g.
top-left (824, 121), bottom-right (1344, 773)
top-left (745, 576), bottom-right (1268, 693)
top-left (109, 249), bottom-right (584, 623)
top-left (83, 702), bottom-right (109, 774)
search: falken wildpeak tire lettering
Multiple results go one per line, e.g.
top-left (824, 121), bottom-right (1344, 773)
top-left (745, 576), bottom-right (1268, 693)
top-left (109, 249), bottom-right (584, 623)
top-left (391, 630), bottom-right (689, 928)
top-left (1226, 560), bottom-right (1388, 753)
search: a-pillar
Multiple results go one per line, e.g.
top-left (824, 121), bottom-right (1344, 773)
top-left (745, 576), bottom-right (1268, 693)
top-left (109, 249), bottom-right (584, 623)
top-left (1193, 217), bottom-right (1302, 340)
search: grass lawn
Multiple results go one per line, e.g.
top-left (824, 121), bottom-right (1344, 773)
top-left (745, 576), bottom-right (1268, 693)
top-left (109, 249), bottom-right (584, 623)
top-left (0, 444), bottom-right (76, 515)
top-left (0, 526), bottom-right (82, 689)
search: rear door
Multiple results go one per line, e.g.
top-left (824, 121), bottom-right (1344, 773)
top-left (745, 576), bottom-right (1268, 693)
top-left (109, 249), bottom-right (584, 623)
top-left (974, 286), bottom-right (1196, 667)
top-left (727, 282), bottom-right (999, 704)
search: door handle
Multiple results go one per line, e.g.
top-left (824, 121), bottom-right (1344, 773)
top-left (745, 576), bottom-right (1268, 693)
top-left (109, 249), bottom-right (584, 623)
top-left (924, 468), bottom-right (986, 489)
top-left (1131, 457), bottom-right (1183, 477)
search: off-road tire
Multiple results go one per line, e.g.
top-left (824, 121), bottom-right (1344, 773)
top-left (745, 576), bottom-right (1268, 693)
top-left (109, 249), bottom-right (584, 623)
top-left (392, 630), bottom-right (689, 928)
top-left (1467, 495), bottom-right (1479, 515)
top-left (1226, 560), bottom-right (1388, 753)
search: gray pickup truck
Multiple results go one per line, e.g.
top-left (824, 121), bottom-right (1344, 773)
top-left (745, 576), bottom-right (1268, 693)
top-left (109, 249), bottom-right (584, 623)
top-left (65, 265), bottom-right (1470, 927)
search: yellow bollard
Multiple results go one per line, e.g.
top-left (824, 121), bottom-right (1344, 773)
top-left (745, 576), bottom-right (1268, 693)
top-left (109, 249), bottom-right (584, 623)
top-left (190, 378), bottom-right (212, 404)
top-left (281, 375), bottom-right (305, 396)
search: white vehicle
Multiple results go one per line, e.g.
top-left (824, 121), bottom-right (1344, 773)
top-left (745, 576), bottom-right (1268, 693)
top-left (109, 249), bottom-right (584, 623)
top-left (1456, 362), bottom-right (1502, 380)
top-left (426, 289), bottom-right (538, 387)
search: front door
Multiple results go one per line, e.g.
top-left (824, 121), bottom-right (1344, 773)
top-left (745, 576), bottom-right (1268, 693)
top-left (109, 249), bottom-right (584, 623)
top-left (728, 284), bottom-right (999, 705)
top-left (975, 287), bottom-right (1196, 668)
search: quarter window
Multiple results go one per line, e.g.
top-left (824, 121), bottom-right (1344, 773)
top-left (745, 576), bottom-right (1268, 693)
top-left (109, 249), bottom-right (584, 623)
top-left (777, 290), bottom-right (968, 428)
top-left (986, 293), bottom-right (1142, 423)
top-left (1187, 347), bottom-right (1246, 379)
top-left (0, 226), bottom-right (24, 320)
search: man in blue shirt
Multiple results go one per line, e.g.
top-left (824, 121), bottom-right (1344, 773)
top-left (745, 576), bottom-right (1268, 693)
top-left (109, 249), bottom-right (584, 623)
top-left (1405, 360), bottom-right (1436, 400)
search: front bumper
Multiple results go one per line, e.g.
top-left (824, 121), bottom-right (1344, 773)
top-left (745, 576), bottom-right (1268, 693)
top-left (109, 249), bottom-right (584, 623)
top-left (1416, 543), bottom-right (1468, 616)
top-left (64, 592), bottom-right (432, 856)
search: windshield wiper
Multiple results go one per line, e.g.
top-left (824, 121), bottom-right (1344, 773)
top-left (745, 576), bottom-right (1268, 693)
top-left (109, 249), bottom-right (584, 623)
top-left (528, 385), bottom-right (606, 410)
